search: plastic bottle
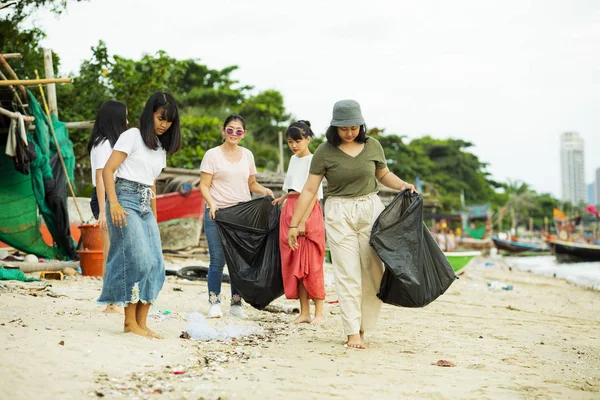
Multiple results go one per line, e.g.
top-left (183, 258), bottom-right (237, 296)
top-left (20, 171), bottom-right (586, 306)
top-left (487, 281), bottom-right (513, 291)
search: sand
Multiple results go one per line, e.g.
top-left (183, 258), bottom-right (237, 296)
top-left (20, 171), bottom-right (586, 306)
top-left (1, 257), bottom-right (599, 399)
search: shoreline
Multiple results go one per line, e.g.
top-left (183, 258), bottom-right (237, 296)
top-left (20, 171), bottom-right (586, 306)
top-left (1, 257), bottom-right (599, 399)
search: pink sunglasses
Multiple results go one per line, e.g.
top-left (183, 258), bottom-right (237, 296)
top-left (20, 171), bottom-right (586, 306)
top-left (225, 127), bottom-right (244, 136)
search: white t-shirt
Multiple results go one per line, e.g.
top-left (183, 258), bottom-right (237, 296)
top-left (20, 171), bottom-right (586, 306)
top-left (200, 146), bottom-right (257, 209)
top-left (114, 128), bottom-right (166, 186)
top-left (282, 154), bottom-right (323, 199)
top-left (90, 139), bottom-right (113, 187)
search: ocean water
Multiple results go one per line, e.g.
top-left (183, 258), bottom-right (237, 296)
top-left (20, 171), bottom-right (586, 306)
top-left (504, 255), bottom-right (600, 291)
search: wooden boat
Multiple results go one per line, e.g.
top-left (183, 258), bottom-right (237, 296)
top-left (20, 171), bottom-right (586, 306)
top-left (492, 236), bottom-right (549, 253)
top-left (33, 189), bottom-right (205, 251)
top-left (548, 239), bottom-right (600, 262)
top-left (456, 237), bottom-right (494, 250)
top-left (444, 251), bottom-right (481, 273)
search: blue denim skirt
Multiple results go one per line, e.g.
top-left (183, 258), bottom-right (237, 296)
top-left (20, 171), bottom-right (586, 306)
top-left (97, 178), bottom-right (165, 305)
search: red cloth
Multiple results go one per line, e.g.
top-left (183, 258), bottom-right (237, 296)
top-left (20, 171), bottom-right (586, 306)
top-left (279, 194), bottom-right (326, 299)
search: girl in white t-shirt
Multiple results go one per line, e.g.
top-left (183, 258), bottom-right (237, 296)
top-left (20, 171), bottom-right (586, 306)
top-left (200, 114), bottom-right (274, 319)
top-left (87, 100), bottom-right (128, 313)
top-left (98, 92), bottom-right (182, 338)
top-left (272, 121), bottom-right (326, 324)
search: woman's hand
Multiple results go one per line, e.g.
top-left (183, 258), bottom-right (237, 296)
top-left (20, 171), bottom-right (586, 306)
top-left (404, 183), bottom-right (418, 193)
top-left (109, 201), bottom-right (129, 228)
top-left (263, 188), bottom-right (274, 198)
top-left (272, 196), bottom-right (286, 206)
top-left (288, 227), bottom-right (299, 250)
top-left (97, 213), bottom-right (108, 231)
top-left (297, 221), bottom-right (306, 236)
top-left (209, 206), bottom-right (219, 220)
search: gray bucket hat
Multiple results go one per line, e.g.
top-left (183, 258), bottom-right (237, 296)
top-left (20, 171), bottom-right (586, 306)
top-left (330, 99), bottom-right (365, 127)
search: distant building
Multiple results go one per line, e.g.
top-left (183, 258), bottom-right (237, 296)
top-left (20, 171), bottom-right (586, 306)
top-left (560, 132), bottom-right (585, 205)
top-left (588, 183), bottom-right (596, 205)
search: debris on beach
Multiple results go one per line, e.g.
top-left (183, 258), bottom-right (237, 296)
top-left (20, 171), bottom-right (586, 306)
top-left (182, 312), bottom-right (264, 341)
top-left (432, 360), bottom-right (456, 367)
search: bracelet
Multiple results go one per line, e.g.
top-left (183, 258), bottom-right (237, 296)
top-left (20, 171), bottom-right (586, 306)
top-left (289, 226), bottom-right (298, 229)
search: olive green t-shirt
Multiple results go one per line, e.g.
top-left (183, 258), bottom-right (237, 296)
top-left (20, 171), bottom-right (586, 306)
top-left (309, 137), bottom-right (387, 197)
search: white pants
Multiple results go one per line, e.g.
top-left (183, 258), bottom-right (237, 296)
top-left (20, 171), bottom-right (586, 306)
top-left (325, 193), bottom-right (385, 336)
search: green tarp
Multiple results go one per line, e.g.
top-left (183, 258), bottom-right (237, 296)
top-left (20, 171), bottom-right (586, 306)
top-left (0, 90), bottom-right (76, 259)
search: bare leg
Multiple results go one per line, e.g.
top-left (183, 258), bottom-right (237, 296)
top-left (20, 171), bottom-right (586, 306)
top-left (135, 301), bottom-right (162, 339)
top-left (124, 303), bottom-right (148, 336)
top-left (292, 281), bottom-right (312, 324)
top-left (346, 333), bottom-right (365, 349)
top-left (310, 298), bottom-right (325, 325)
top-left (101, 228), bottom-right (119, 313)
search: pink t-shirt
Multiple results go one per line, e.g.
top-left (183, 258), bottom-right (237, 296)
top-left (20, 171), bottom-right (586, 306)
top-left (200, 146), bottom-right (258, 209)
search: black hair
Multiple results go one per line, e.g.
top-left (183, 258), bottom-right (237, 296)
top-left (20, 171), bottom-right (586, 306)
top-left (139, 91), bottom-right (182, 155)
top-left (286, 120), bottom-right (314, 141)
top-left (223, 114), bottom-right (246, 130)
top-left (325, 124), bottom-right (368, 147)
top-left (87, 100), bottom-right (127, 153)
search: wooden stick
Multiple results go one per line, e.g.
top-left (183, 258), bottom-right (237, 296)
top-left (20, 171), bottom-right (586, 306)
top-left (0, 70), bottom-right (27, 114)
top-left (27, 120), bottom-right (95, 131)
top-left (0, 106), bottom-right (35, 122)
top-left (34, 70), bottom-right (84, 223)
top-left (1, 53), bottom-right (22, 59)
top-left (43, 49), bottom-right (58, 117)
top-left (0, 78), bottom-right (71, 86)
top-left (0, 54), bottom-right (26, 98)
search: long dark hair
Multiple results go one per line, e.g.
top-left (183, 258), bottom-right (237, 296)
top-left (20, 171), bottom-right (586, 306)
top-left (139, 92), bottom-right (182, 155)
top-left (325, 124), bottom-right (368, 147)
top-left (87, 100), bottom-right (127, 153)
top-left (286, 120), bottom-right (314, 140)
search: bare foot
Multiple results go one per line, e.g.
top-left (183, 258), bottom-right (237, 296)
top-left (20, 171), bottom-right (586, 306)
top-left (345, 334), bottom-right (366, 349)
top-left (144, 329), bottom-right (164, 339)
top-left (292, 314), bottom-right (312, 324)
top-left (360, 330), bottom-right (364, 341)
top-left (104, 304), bottom-right (120, 314)
top-left (310, 315), bottom-right (325, 325)
top-left (124, 323), bottom-right (149, 337)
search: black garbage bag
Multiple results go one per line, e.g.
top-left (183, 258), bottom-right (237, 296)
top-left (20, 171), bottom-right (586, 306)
top-left (370, 190), bottom-right (457, 307)
top-left (214, 196), bottom-right (284, 309)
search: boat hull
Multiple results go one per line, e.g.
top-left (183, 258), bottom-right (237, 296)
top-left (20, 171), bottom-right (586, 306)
top-left (444, 251), bottom-right (481, 272)
top-left (549, 239), bottom-right (600, 262)
top-left (492, 236), bottom-right (548, 253)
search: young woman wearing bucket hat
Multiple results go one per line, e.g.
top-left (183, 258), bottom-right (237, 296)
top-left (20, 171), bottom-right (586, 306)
top-left (287, 99), bottom-right (416, 349)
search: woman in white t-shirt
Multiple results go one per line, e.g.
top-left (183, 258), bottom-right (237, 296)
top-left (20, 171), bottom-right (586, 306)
top-left (98, 92), bottom-right (182, 338)
top-left (199, 114), bottom-right (274, 319)
top-left (87, 100), bottom-right (127, 313)
top-left (272, 121), bottom-right (326, 324)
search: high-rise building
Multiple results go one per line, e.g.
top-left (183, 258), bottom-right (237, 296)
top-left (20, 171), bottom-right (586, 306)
top-left (560, 132), bottom-right (585, 205)
top-left (588, 183), bottom-right (596, 205)
top-left (596, 168), bottom-right (600, 206)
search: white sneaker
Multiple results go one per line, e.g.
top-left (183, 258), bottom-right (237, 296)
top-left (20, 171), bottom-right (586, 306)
top-left (229, 305), bottom-right (246, 319)
top-left (207, 303), bottom-right (222, 318)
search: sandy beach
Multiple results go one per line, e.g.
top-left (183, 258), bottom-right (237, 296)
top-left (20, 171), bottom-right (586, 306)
top-left (1, 257), bottom-right (599, 400)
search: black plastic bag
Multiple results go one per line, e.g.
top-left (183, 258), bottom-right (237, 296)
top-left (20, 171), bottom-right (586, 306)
top-left (370, 190), bottom-right (457, 307)
top-left (214, 197), bottom-right (283, 309)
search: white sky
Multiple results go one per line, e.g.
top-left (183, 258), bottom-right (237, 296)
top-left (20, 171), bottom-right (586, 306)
top-left (22, 0), bottom-right (600, 197)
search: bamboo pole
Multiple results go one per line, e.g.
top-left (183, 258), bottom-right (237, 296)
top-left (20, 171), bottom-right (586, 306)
top-left (27, 120), bottom-right (95, 131)
top-left (0, 106), bottom-right (35, 122)
top-left (43, 49), bottom-right (58, 117)
top-left (0, 77), bottom-right (71, 86)
top-left (34, 70), bottom-right (84, 222)
top-left (277, 130), bottom-right (284, 173)
top-left (0, 54), bottom-right (26, 98)
top-left (0, 70), bottom-right (28, 114)
top-left (1, 53), bottom-right (22, 59)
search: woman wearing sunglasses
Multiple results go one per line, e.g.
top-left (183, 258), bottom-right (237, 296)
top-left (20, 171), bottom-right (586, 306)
top-left (199, 114), bottom-right (274, 319)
